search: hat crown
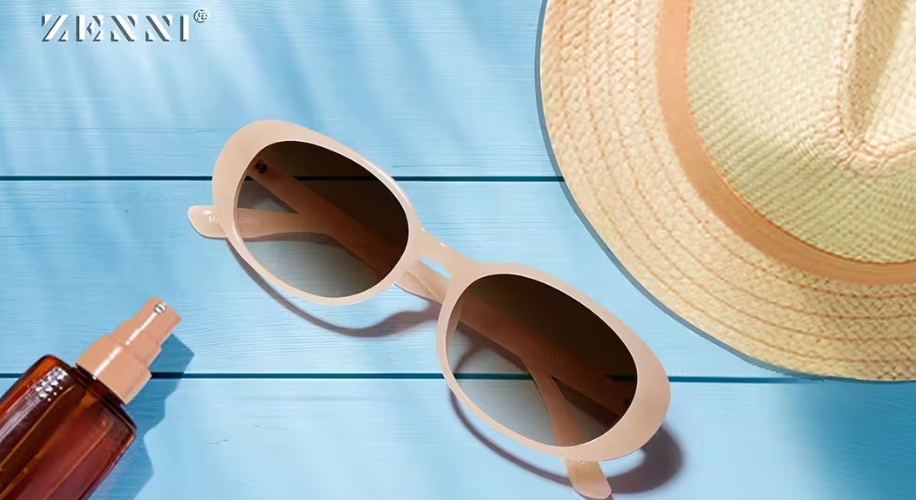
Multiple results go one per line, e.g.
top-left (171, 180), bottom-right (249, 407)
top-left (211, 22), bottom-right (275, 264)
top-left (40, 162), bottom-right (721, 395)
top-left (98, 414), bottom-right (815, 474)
top-left (687, 0), bottom-right (916, 262)
top-left (685, 0), bottom-right (916, 264)
top-left (836, 1), bottom-right (916, 163)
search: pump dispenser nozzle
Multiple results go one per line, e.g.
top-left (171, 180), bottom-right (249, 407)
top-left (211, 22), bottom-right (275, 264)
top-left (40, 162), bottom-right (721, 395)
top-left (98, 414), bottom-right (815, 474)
top-left (76, 298), bottom-right (181, 404)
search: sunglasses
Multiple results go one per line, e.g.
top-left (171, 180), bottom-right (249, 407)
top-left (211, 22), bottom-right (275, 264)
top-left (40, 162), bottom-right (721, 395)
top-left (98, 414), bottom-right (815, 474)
top-left (187, 120), bottom-right (670, 499)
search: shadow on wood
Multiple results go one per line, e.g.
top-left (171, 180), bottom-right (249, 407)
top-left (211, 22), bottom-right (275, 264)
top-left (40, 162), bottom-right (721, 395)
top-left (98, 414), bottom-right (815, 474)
top-left (447, 338), bottom-right (682, 497)
top-left (232, 244), bottom-right (440, 338)
top-left (93, 335), bottom-right (195, 500)
top-left (448, 391), bottom-right (682, 497)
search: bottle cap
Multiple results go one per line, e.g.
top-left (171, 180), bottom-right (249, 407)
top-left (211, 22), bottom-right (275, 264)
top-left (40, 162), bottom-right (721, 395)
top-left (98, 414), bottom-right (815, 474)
top-left (76, 298), bottom-right (181, 404)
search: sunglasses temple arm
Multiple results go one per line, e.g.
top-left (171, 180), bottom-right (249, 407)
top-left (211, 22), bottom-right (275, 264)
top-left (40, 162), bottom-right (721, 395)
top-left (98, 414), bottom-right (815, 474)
top-left (192, 201), bottom-right (616, 493)
top-left (188, 204), bottom-right (448, 302)
top-left (191, 202), bottom-right (609, 493)
top-left (530, 369), bottom-right (612, 499)
top-left (190, 201), bottom-right (628, 409)
top-left (188, 206), bottom-right (330, 239)
top-left (192, 166), bottom-right (632, 404)
top-left (191, 202), bottom-right (625, 411)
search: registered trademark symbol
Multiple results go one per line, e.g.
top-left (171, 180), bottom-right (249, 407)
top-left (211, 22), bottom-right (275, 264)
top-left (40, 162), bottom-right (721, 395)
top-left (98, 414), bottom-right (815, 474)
top-left (194, 9), bottom-right (209, 23)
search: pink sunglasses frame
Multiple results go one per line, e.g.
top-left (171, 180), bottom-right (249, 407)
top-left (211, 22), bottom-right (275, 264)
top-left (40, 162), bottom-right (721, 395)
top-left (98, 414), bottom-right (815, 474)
top-left (188, 120), bottom-right (671, 499)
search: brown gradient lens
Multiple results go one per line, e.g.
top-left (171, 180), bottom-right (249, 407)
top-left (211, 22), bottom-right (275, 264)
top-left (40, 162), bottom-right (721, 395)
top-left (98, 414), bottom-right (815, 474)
top-left (446, 274), bottom-right (637, 446)
top-left (235, 141), bottom-right (409, 298)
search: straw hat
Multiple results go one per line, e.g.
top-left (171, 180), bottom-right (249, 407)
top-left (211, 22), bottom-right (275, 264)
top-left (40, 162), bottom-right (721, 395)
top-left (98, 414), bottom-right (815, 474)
top-left (539, 0), bottom-right (916, 380)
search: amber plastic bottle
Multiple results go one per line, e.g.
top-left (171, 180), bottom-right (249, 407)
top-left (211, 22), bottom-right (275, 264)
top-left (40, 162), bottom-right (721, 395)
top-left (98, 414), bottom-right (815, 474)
top-left (0, 298), bottom-right (180, 500)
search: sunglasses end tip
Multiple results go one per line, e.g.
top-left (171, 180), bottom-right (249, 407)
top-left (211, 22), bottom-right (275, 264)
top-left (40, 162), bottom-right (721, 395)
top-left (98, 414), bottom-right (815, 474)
top-left (187, 204), bottom-right (209, 216)
top-left (187, 205), bottom-right (224, 238)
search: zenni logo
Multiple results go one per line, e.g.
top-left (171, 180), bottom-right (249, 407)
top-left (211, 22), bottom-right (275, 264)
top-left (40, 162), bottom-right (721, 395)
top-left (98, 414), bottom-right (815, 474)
top-left (41, 9), bottom-right (209, 42)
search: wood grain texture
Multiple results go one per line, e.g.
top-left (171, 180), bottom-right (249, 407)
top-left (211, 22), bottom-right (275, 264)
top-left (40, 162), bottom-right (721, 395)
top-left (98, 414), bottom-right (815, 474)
top-left (1, 377), bottom-right (911, 500)
top-left (0, 180), bottom-right (779, 378)
top-left (3, 2), bottom-right (897, 498)
top-left (0, 0), bottom-right (552, 177)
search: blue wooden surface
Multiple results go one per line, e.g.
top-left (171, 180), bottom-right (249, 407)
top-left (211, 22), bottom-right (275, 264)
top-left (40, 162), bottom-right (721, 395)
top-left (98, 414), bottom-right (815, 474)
top-left (0, 0), bottom-right (549, 177)
top-left (0, 181), bottom-right (775, 379)
top-left (0, 378), bottom-right (912, 500)
top-left (1, 0), bottom-right (914, 499)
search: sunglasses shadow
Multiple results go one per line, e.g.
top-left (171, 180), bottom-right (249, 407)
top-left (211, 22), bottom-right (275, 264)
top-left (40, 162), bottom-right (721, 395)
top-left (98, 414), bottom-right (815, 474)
top-left (92, 335), bottom-right (195, 500)
top-left (448, 342), bottom-right (683, 498)
top-left (231, 238), bottom-right (683, 495)
top-left (230, 245), bottom-right (440, 338)
top-left (449, 392), bottom-right (682, 497)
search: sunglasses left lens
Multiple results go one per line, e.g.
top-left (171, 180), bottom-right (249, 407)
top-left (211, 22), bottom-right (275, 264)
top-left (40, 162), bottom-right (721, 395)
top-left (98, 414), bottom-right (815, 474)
top-left (235, 140), bottom-right (410, 298)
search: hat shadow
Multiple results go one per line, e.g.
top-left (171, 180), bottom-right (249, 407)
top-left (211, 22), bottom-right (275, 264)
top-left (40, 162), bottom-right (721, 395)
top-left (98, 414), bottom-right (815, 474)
top-left (91, 335), bottom-right (195, 500)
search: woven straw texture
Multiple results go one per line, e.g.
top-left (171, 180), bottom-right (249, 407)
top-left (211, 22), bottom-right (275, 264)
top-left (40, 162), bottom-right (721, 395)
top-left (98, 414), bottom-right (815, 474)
top-left (539, 0), bottom-right (916, 380)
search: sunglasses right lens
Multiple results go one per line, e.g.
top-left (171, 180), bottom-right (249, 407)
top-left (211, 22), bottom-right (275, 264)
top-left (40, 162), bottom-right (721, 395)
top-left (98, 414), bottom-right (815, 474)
top-left (446, 273), bottom-right (637, 446)
top-left (235, 140), bottom-right (410, 298)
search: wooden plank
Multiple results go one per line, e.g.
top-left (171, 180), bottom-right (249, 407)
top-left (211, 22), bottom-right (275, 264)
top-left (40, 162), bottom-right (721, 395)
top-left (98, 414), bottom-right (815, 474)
top-left (1, 377), bottom-right (911, 500)
top-left (0, 180), bottom-right (777, 378)
top-left (0, 0), bottom-right (553, 177)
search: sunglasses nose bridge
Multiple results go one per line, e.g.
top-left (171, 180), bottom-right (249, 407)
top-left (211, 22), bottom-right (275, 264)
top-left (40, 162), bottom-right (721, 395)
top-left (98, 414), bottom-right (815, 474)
top-left (414, 228), bottom-right (473, 279)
